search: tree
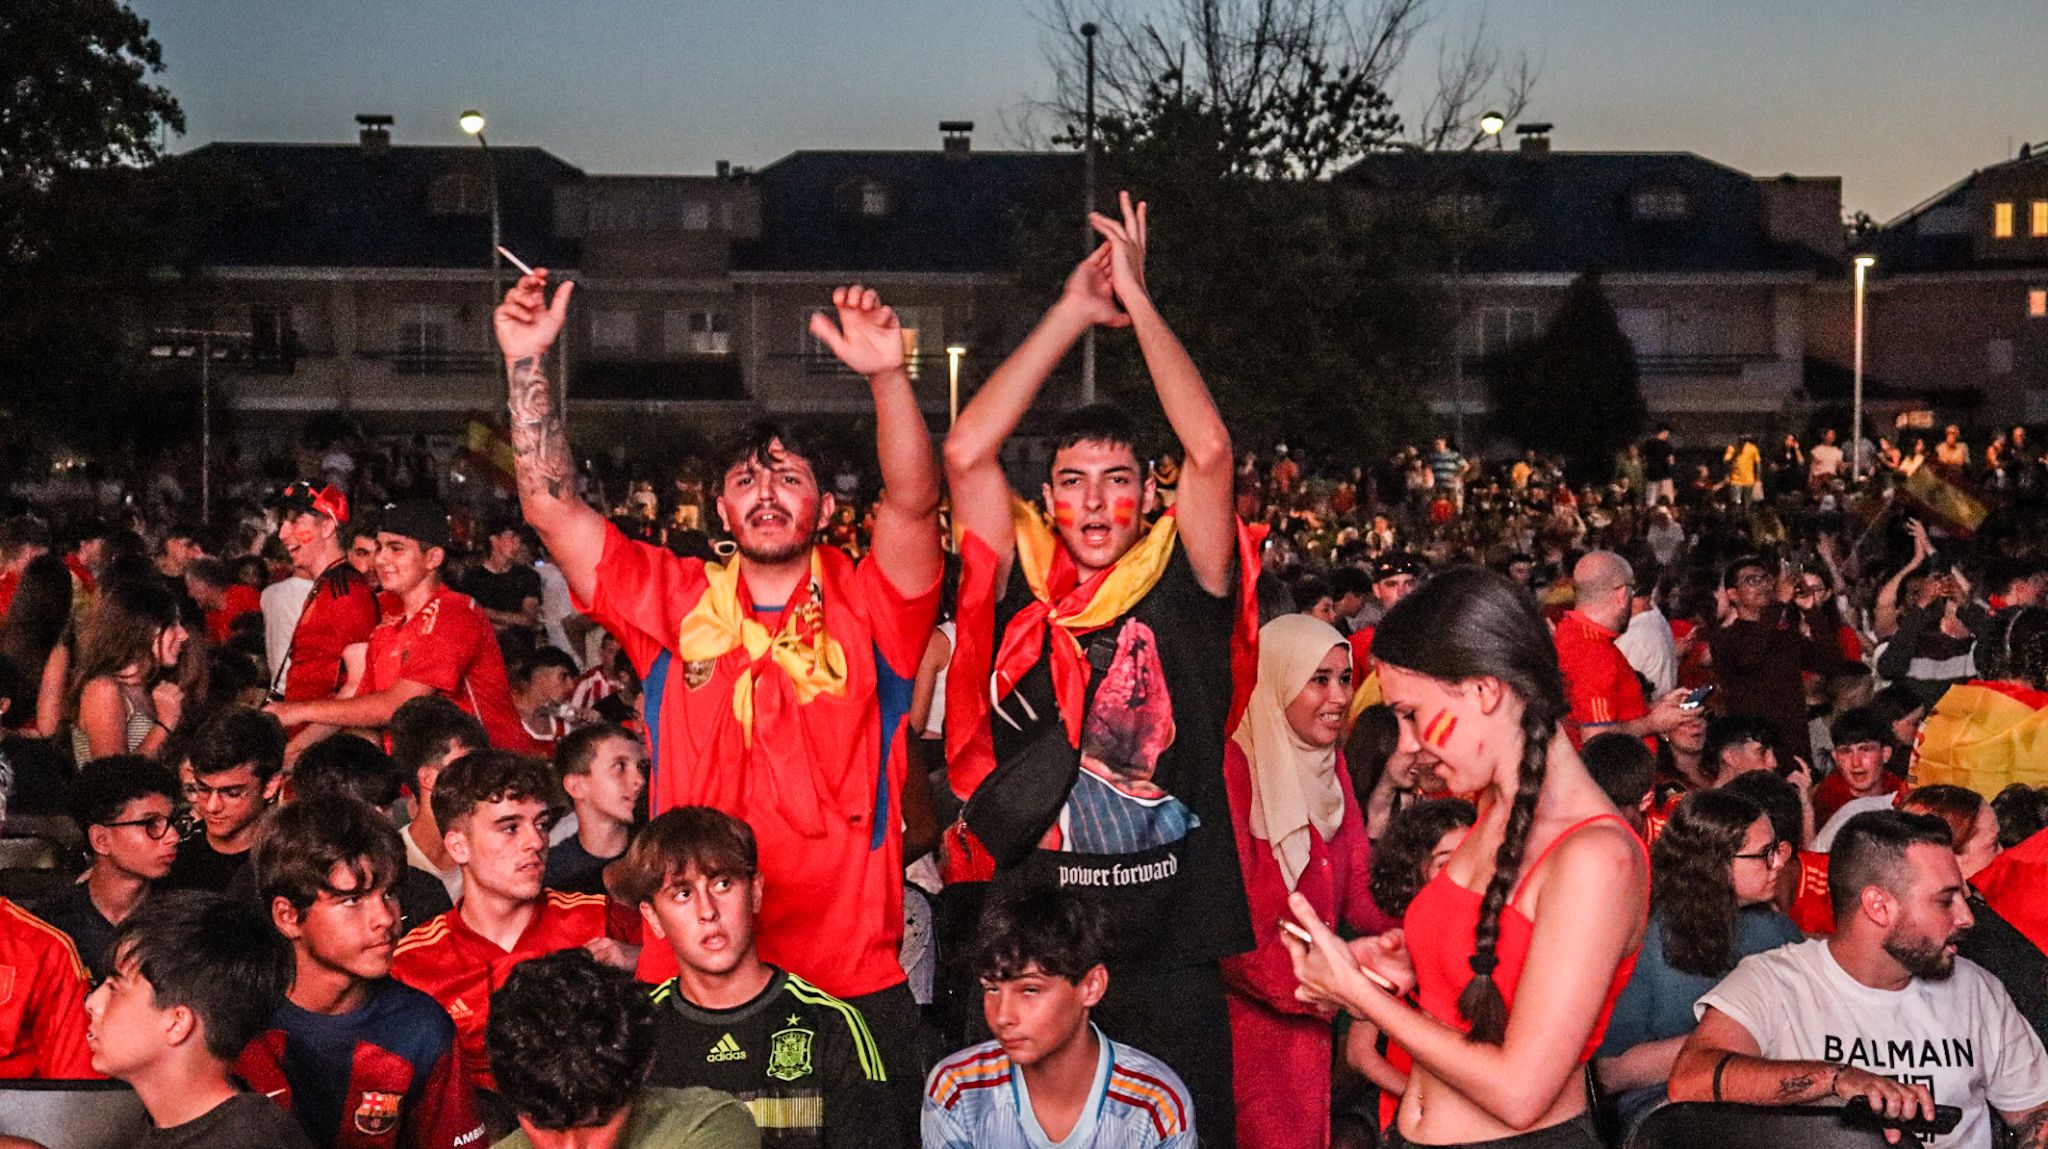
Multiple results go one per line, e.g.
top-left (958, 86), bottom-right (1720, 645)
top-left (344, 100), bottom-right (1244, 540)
top-left (1481, 271), bottom-right (1647, 482)
top-left (1009, 0), bottom-right (1533, 464)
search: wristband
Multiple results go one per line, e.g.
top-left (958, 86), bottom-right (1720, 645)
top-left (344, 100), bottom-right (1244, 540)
top-left (1711, 1052), bottom-right (1735, 1102)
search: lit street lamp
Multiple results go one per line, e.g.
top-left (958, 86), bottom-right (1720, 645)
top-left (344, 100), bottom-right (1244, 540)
top-left (947, 344), bottom-right (968, 426)
top-left (459, 109), bottom-right (502, 305)
top-left (1479, 111), bottom-right (1506, 148)
top-left (1852, 253), bottom-right (1876, 482)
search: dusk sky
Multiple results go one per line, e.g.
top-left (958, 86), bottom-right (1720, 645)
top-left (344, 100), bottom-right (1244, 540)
top-left (131, 0), bottom-right (2045, 222)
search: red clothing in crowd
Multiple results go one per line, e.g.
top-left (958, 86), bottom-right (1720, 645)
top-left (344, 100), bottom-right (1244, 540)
top-left (205, 583), bottom-right (264, 646)
top-left (366, 585), bottom-right (537, 755)
top-left (1553, 609), bottom-right (1648, 748)
top-left (390, 890), bottom-right (636, 1091)
top-left (1974, 828), bottom-right (2048, 955)
top-left (575, 523), bottom-right (938, 1000)
top-left (281, 561), bottom-right (381, 703)
top-left (1789, 850), bottom-right (1835, 935)
top-left (1221, 744), bottom-right (1394, 1149)
top-left (0, 898), bottom-right (96, 1080)
top-left (1811, 769), bottom-right (1906, 829)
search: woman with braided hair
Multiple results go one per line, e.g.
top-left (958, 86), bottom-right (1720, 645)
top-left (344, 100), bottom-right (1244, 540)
top-left (1280, 565), bottom-right (1648, 1148)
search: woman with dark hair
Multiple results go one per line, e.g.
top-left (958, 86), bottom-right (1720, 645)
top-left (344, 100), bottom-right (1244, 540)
top-left (0, 552), bottom-right (75, 737)
top-left (1348, 703), bottom-right (1430, 841)
top-left (1223, 614), bottom-right (1393, 1149)
top-left (1283, 565), bottom-right (1648, 1149)
top-left (1902, 784), bottom-right (2048, 1045)
top-left (65, 576), bottom-right (189, 761)
top-left (1594, 789), bottom-right (1801, 1129)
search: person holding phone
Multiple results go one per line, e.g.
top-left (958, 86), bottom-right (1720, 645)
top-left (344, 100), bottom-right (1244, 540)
top-left (1281, 567), bottom-right (1648, 1148)
top-left (1672, 810), bottom-right (2048, 1149)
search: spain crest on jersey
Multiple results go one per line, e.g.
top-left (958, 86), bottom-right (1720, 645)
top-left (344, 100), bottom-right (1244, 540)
top-left (354, 1090), bottom-right (402, 1136)
top-left (767, 1024), bottom-right (815, 1082)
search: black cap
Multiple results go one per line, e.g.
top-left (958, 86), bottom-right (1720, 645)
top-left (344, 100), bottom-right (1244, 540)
top-left (1372, 552), bottom-right (1425, 583)
top-left (376, 502), bottom-right (450, 552)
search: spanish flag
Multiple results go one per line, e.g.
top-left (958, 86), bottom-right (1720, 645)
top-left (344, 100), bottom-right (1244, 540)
top-left (1907, 680), bottom-right (2048, 797)
top-left (464, 420), bottom-right (519, 492)
top-left (1900, 465), bottom-right (1988, 536)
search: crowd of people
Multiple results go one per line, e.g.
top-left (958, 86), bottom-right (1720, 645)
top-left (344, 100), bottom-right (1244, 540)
top-left (5, 190), bottom-right (2048, 1149)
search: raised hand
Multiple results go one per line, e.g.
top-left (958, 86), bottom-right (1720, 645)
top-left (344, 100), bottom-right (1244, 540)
top-left (808, 284), bottom-right (906, 378)
top-left (1056, 243), bottom-right (1131, 329)
top-left (495, 271), bottom-right (574, 362)
top-left (1087, 190), bottom-right (1151, 308)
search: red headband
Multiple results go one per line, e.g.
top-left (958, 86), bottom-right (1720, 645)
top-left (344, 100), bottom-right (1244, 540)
top-left (311, 485), bottom-right (349, 523)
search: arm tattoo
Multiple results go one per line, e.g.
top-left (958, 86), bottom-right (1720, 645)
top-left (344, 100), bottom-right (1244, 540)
top-left (506, 356), bottom-right (571, 501)
top-left (2010, 1108), bottom-right (2048, 1149)
top-left (1774, 1073), bottom-right (1819, 1099)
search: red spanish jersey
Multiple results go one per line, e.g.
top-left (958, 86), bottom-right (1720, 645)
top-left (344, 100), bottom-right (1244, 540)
top-left (1554, 609), bottom-right (1648, 747)
top-left (283, 561), bottom-right (381, 703)
top-left (366, 585), bottom-right (537, 755)
top-left (389, 891), bottom-right (633, 1091)
top-left (204, 584), bottom-right (264, 646)
top-left (576, 523), bottom-right (938, 999)
top-left (0, 898), bottom-right (97, 1080)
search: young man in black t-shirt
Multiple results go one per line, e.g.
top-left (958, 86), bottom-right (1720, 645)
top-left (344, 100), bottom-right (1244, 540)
top-left (165, 709), bottom-right (286, 894)
top-left (459, 521), bottom-right (543, 637)
top-left (40, 756), bottom-right (181, 980)
top-left (941, 192), bottom-right (1252, 1146)
top-left (543, 722), bottom-right (646, 897)
top-left (618, 806), bottom-right (895, 1148)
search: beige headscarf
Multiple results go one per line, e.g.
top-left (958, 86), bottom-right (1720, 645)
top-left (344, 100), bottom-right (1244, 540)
top-left (1232, 614), bottom-right (1351, 890)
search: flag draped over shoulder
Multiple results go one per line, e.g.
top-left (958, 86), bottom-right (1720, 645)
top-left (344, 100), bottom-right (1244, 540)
top-left (943, 499), bottom-right (1261, 843)
top-left (1908, 680), bottom-right (2048, 797)
top-left (1976, 825), bottom-right (2048, 954)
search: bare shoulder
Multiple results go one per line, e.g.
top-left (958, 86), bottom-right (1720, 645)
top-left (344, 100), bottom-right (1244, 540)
top-left (1522, 815), bottom-right (1646, 921)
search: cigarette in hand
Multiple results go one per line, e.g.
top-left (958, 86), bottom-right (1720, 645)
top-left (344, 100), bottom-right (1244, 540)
top-left (496, 245), bottom-right (537, 277)
top-left (1280, 920), bottom-right (1398, 991)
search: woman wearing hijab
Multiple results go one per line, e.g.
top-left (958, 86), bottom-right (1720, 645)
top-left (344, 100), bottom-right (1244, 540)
top-left (1223, 613), bottom-right (1395, 1149)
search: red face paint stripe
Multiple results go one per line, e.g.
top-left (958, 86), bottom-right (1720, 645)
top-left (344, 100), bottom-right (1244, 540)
top-left (1424, 711), bottom-right (1457, 747)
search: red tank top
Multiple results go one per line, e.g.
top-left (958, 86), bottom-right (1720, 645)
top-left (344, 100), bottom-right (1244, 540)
top-left (1402, 813), bottom-right (1645, 1063)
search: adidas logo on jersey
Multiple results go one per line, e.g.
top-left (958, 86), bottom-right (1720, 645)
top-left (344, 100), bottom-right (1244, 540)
top-left (707, 1033), bottom-right (747, 1063)
top-left (447, 998), bottom-right (473, 1021)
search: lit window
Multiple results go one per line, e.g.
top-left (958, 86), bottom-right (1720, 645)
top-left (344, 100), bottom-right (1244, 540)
top-left (2033, 201), bottom-right (2048, 237)
top-left (680, 201), bottom-right (710, 230)
top-left (1631, 188), bottom-right (1690, 221)
top-left (1995, 201), bottom-right (2015, 238)
top-left (860, 182), bottom-right (889, 217)
top-left (2030, 288), bottom-right (2047, 318)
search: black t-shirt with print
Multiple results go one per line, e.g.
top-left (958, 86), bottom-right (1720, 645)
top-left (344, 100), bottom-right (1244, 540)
top-left (988, 541), bottom-right (1253, 967)
top-left (140, 1091), bottom-right (314, 1149)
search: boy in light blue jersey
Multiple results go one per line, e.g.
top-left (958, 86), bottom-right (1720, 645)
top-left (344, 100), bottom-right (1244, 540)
top-left (923, 889), bottom-right (1194, 1149)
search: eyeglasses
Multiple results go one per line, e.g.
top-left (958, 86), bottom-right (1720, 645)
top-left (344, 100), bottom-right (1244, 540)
top-left (1732, 844), bottom-right (1783, 864)
top-left (183, 780), bottom-right (254, 803)
top-left (101, 814), bottom-right (175, 840)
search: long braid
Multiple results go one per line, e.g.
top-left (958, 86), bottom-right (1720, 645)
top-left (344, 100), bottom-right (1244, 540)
top-left (1457, 702), bottom-right (1558, 1044)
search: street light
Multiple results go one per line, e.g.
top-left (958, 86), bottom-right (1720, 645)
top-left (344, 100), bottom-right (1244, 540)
top-left (1080, 22), bottom-right (1100, 405)
top-left (1852, 254), bottom-right (1876, 482)
top-left (1479, 111), bottom-right (1506, 148)
top-left (946, 345), bottom-right (968, 427)
top-left (459, 109), bottom-right (503, 306)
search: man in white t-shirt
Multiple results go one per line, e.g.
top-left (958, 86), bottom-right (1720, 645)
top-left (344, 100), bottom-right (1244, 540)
top-left (1673, 810), bottom-right (2048, 1149)
top-left (1811, 428), bottom-right (1846, 484)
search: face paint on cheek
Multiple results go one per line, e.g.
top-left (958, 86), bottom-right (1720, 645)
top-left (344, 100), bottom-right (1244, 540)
top-left (1111, 498), bottom-right (1137, 527)
top-left (1420, 709), bottom-right (1458, 749)
top-left (1052, 503), bottom-right (1077, 527)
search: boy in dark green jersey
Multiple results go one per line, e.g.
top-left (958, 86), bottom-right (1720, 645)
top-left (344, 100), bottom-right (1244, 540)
top-left (615, 807), bottom-right (898, 1149)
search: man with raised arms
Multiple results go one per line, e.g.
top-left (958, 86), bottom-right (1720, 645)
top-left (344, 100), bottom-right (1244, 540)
top-left (490, 271), bottom-right (942, 1114)
top-left (942, 193), bottom-right (1255, 1146)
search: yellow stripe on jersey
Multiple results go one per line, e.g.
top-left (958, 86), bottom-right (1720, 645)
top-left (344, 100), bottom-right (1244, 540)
top-left (2, 900), bottom-right (88, 981)
top-left (745, 1094), bottom-right (825, 1130)
top-left (785, 974), bottom-right (887, 1082)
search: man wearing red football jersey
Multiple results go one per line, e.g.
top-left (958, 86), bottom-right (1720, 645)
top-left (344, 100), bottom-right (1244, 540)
top-left (265, 482), bottom-right (381, 756)
top-left (492, 273), bottom-right (941, 1113)
top-left (0, 896), bottom-right (96, 1079)
top-left (391, 751), bottom-right (637, 1093)
top-left (268, 503), bottom-right (536, 754)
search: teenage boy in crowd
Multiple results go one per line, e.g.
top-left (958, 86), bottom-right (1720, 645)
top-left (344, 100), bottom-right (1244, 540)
top-left (166, 708), bottom-right (287, 893)
top-left (942, 193), bottom-right (1253, 1141)
top-left (392, 750), bottom-right (638, 1093)
top-left (0, 893), bottom-right (94, 1078)
top-left (493, 272), bottom-right (942, 1104)
top-left (488, 950), bottom-right (760, 1149)
top-left (617, 806), bottom-right (893, 1148)
top-left (237, 795), bottom-right (487, 1149)
top-left (40, 756), bottom-right (181, 980)
top-left (286, 732), bottom-right (454, 935)
top-left (267, 482), bottom-right (381, 756)
top-left (544, 722), bottom-right (647, 897)
top-left (83, 891), bottom-right (311, 1147)
top-left (391, 696), bottom-right (488, 904)
top-left (923, 888), bottom-right (1194, 1149)
top-left (267, 502), bottom-right (536, 754)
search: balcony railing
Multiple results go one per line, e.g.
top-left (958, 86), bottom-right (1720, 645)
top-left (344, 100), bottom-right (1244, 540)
top-left (383, 349), bottom-right (499, 375)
